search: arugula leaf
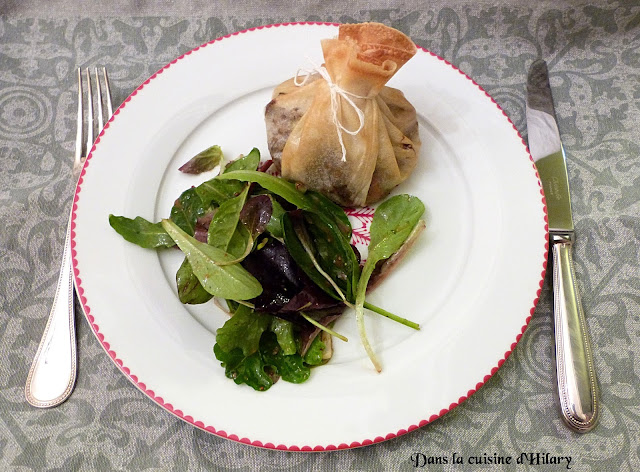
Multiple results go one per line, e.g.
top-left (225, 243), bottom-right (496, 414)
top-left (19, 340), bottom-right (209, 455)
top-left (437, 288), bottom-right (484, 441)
top-left (354, 194), bottom-right (425, 372)
top-left (176, 257), bottom-right (213, 304)
top-left (215, 304), bottom-right (272, 356)
top-left (170, 187), bottom-right (208, 236)
top-left (108, 215), bottom-right (175, 249)
top-left (270, 317), bottom-right (297, 356)
top-left (179, 145), bottom-right (223, 174)
top-left (161, 219), bottom-right (262, 300)
top-left (195, 149), bottom-right (260, 206)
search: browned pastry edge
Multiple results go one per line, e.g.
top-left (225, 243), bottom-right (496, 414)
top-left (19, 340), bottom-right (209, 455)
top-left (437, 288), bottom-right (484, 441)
top-left (338, 22), bottom-right (416, 66)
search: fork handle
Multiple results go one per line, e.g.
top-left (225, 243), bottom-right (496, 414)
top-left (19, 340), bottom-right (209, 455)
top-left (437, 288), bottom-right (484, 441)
top-left (25, 211), bottom-right (77, 408)
top-left (551, 236), bottom-right (599, 432)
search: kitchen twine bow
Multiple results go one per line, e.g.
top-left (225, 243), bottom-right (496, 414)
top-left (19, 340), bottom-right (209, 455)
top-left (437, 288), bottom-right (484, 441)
top-left (294, 58), bottom-right (369, 162)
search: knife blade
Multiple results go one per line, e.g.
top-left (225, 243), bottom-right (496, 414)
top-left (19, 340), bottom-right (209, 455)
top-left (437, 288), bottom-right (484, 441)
top-left (526, 59), bottom-right (599, 433)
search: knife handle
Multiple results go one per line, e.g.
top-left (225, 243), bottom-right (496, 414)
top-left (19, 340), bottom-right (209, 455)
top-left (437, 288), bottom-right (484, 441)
top-left (551, 236), bottom-right (599, 432)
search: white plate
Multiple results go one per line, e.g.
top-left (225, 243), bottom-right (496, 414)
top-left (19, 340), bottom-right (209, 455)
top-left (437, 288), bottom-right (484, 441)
top-left (72, 23), bottom-right (547, 450)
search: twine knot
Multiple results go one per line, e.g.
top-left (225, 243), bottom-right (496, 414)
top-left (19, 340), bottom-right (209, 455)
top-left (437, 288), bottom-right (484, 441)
top-left (294, 59), bottom-right (369, 162)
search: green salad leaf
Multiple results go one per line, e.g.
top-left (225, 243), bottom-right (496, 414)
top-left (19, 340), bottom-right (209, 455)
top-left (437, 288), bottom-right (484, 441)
top-left (161, 219), bottom-right (262, 300)
top-left (213, 344), bottom-right (274, 391)
top-left (270, 317), bottom-right (297, 356)
top-left (303, 335), bottom-right (326, 366)
top-left (109, 145), bottom-right (427, 386)
top-left (281, 212), bottom-right (341, 301)
top-left (195, 148), bottom-right (260, 206)
top-left (305, 191), bottom-right (352, 240)
top-left (303, 211), bottom-right (360, 301)
top-left (108, 215), bottom-right (175, 249)
top-left (354, 194), bottom-right (425, 372)
top-left (281, 210), bottom-right (359, 303)
top-left (260, 332), bottom-right (310, 384)
top-left (215, 304), bottom-right (271, 356)
top-left (207, 186), bottom-right (250, 254)
top-left (179, 144), bottom-right (224, 174)
top-left (214, 309), bottom-right (310, 391)
top-left (217, 170), bottom-right (312, 210)
top-left (169, 187), bottom-right (208, 236)
top-left (265, 196), bottom-right (286, 239)
top-left (176, 257), bottom-right (213, 304)
top-left (214, 331), bottom-right (311, 391)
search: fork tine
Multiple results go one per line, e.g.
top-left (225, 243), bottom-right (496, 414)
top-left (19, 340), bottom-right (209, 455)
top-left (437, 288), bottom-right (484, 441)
top-left (102, 68), bottom-right (113, 120)
top-left (85, 68), bottom-right (93, 156)
top-left (74, 68), bottom-right (84, 171)
top-left (94, 68), bottom-right (104, 131)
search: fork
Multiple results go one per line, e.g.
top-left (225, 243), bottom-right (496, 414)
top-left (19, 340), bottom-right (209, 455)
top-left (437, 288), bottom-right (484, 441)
top-left (25, 68), bottom-right (113, 408)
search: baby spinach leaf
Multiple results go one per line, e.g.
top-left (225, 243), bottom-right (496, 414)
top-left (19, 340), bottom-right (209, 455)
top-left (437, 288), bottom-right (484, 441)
top-left (161, 219), bottom-right (262, 300)
top-left (215, 304), bottom-right (272, 356)
top-left (178, 145), bottom-right (223, 174)
top-left (354, 194), bottom-right (425, 372)
top-left (367, 194), bottom-right (425, 263)
top-left (170, 187), bottom-right (208, 236)
top-left (281, 212), bottom-right (341, 301)
top-left (108, 215), bottom-right (175, 249)
top-left (176, 257), bottom-right (213, 304)
top-left (270, 317), bottom-right (297, 356)
top-left (305, 191), bottom-right (352, 239)
top-left (195, 149), bottom-right (260, 206)
top-left (225, 147), bottom-right (261, 173)
top-left (282, 211), bottom-right (359, 302)
top-left (195, 180), bottom-right (235, 208)
top-left (303, 210), bottom-right (360, 301)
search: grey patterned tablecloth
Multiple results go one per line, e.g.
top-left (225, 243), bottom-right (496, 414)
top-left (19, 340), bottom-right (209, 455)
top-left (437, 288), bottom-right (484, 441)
top-left (1, 0), bottom-right (639, 470)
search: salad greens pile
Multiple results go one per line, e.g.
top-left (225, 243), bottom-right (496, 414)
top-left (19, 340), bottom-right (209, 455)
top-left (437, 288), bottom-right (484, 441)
top-left (109, 147), bottom-right (425, 390)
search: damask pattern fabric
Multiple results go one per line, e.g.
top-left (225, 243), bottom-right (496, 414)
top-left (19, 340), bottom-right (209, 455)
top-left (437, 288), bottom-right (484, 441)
top-left (1, 1), bottom-right (639, 470)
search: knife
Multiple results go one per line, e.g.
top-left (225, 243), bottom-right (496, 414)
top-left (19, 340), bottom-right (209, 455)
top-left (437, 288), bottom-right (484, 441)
top-left (526, 59), bottom-right (599, 433)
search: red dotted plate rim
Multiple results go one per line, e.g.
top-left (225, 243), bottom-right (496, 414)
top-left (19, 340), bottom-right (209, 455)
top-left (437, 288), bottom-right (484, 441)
top-left (70, 21), bottom-right (549, 451)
